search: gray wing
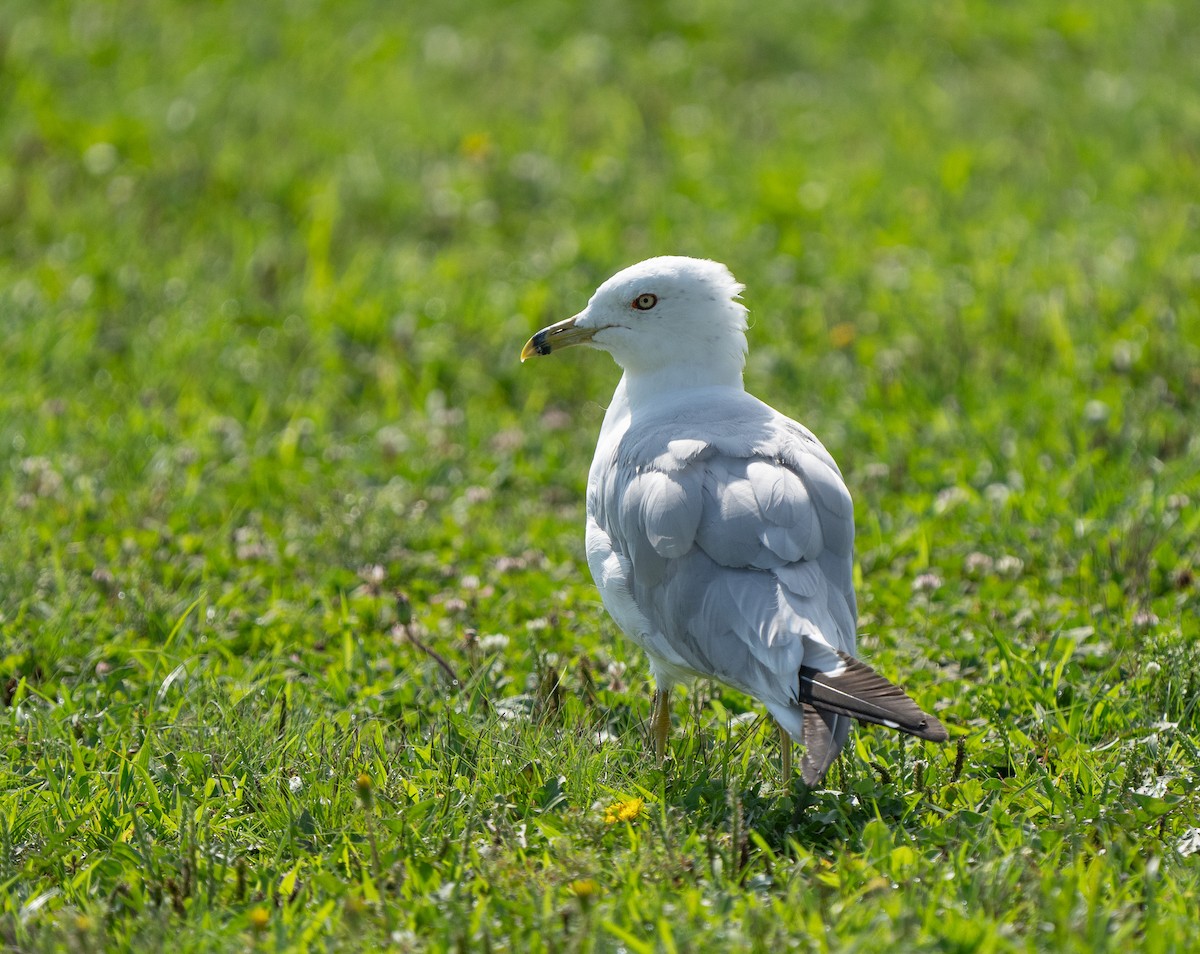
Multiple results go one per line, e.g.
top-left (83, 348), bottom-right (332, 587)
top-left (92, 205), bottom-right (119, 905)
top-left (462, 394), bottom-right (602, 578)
top-left (587, 392), bottom-right (858, 780)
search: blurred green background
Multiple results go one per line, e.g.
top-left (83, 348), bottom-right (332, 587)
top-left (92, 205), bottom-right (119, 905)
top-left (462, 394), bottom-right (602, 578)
top-left (2, 0), bottom-right (1199, 950)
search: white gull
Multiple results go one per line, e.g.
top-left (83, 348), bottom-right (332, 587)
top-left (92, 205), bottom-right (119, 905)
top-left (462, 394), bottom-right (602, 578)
top-left (522, 256), bottom-right (948, 784)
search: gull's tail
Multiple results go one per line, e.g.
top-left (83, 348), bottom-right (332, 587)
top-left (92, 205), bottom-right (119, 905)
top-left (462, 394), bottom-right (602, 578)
top-left (791, 651), bottom-right (948, 785)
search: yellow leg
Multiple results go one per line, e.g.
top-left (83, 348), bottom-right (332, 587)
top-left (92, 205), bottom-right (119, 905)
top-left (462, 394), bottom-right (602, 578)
top-left (651, 687), bottom-right (672, 762)
top-left (778, 722), bottom-right (792, 782)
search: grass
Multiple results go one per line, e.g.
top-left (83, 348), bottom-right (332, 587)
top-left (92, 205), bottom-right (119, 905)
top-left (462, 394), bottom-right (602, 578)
top-left (2, 0), bottom-right (1200, 949)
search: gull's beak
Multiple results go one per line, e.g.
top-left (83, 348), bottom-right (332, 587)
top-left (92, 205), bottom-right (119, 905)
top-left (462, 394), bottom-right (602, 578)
top-left (520, 313), bottom-right (595, 362)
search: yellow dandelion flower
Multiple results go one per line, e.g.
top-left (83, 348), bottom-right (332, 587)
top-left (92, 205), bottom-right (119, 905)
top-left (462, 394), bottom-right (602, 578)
top-left (460, 132), bottom-right (492, 162)
top-left (248, 906), bottom-right (270, 932)
top-left (356, 773), bottom-right (374, 809)
top-left (829, 322), bottom-right (857, 349)
top-left (569, 878), bottom-right (600, 899)
top-left (603, 796), bottom-right (645, 825)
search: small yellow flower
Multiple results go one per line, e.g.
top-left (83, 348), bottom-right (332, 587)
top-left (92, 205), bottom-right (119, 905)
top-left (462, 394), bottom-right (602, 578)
top-left (248, 906), bottom-right (270, 932)
top-left (356, 773), bottom-right (374, 809)
top-left (829, 322), bottom-right (857, 349)
top-left (460, 132), bottom-right (492, 162)
top-left (569, 879), bottom-right (600, 900)
top-left (73, 914), bottom-right (95, 932)
top-left (603, 797), bottom-right (645, 825)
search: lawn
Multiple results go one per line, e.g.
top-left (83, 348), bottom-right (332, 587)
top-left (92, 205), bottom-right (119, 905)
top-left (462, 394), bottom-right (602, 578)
top-left (2, 0), bottom-right (1199, 950)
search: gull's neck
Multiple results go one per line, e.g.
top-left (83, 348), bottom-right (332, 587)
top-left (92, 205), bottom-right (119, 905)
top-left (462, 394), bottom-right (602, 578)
top-left (622, 360), bottom-right (745, 407)
top-left (593, 362), bottom-right (746, 468)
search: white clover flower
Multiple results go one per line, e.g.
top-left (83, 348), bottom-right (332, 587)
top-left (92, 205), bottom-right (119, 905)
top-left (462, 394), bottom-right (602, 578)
top-left (995, 555), bottom-right (1024, 578)
top-left (964, 552), bottom-right (994, 575)
top-left (912, 573), bottom-right (943, 593)
top-left (479, 633), bottom-right (510, 653)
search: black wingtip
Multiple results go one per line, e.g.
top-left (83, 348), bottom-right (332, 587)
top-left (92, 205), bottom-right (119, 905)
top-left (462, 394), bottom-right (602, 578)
top-left (799, 705), bottom-right (840, 786)
top-left (799, 651), bottom-right (950, 742)
top-left (921, 715), bottom-right (950, 743)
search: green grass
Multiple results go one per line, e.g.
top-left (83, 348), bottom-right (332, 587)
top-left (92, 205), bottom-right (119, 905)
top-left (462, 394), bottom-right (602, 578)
top-left (3, 0), bottom-right (1200, 949)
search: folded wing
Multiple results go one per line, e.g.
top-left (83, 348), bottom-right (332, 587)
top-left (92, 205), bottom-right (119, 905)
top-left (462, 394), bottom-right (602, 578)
top-left (588, 391), bottom-right (872, 781)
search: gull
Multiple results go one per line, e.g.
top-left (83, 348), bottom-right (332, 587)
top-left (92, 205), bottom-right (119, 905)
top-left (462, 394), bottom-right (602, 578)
top-left (521, 257), bottom-right (948, 785)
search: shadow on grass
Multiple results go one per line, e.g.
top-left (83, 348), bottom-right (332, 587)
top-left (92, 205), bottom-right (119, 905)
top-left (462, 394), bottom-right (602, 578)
top-left (663, 763), bottom-right (920, 859)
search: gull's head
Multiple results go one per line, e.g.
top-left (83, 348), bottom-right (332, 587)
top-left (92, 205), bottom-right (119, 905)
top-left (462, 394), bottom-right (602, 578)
top-left (521, 256), bottom-right (748, 381)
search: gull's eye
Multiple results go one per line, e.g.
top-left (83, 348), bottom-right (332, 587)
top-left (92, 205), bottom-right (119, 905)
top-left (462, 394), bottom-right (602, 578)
top-left (632, 293), bottom-right (658, 311)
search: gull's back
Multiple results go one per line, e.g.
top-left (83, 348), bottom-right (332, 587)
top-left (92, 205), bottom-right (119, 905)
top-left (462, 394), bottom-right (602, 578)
top-left (584, 382), bottom-right (859, 771)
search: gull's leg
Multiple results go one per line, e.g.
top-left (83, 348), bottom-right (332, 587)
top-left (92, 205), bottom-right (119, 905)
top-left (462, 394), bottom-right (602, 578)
top-left (778, 722), bottom-right (792, 781)
top-left (651, 687), bottom-right (672, 762)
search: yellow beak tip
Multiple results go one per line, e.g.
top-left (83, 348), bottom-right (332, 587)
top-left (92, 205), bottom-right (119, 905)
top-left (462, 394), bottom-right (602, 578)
top-left (520, 315), bottom-right (592, 364)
